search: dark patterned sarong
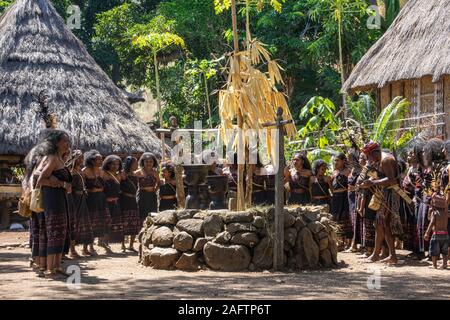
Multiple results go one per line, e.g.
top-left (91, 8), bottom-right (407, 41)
top-left (72, 192), bottom-right (94, 245)
top-left (399, 199), bottom-right (416, 251)
top-left (108, 200), bottom-right (124, 243)
top-left (86, 192), bottom-right (110, 238)
top-left (331, 191), bottom-right (352, 239)
top-left (42, 186), bottom-right (68, 255)
top-left (376, 188), bottom-right (403, 237)
top-left (120, 194), bottom-right (140, 236)
top-left (349, 190), bottom-right (363, 245)
top-left (30, 212), bottom-right (40, 258)
top-left (417, 196), bottom-right (431, 253)
top-left (137, 190), bottom-right (157, 225)
top-left (288, 192), bottom-right (310, 205)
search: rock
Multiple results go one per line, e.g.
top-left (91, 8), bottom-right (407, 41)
top-left (149, 247), bottom-right (180, 269)
top-left (193, 237), bottom-right (208, 252)
top-left (302, 211), bottom-right (320, 223)
top-left (150, 226), bottom-right (173, 247)
top-left (284, 228), bottom-right (297, 248)
top-left (141, 225), bottom-right (158, 247)
top-left (252, 237), bottom-right (273, 269)
top-left (295, 227), bottom-right (319, 268)
top-left (153, 210), bottom-right (177, 226)
top-left (307, 221), bottom-right (326, 234)
top-left (176, 252), bottom-right (200, 271)
top-left (203, 214), bottom-right (224, 237)
top-left (224, 211), bottom-right (254, 223)
top-left (248, 263), bottom-right (256, 271)
top-left (283, 211), bottom-right (296, 228)
top-left (329, 243), bottom-right (338, 265)
top-left (293, 216), bottom-right (306, 231)
top-left (226, 222), bottom-right (257, 234)
top-left (143, 216), bottom-right (154, 227)
top-left (213, 231), bottom-right (232, 244)
top-left (176, 210), bottom-right (199, 221)
top-left (141, 248), bottom-right (152, 267)
top-left (173, 231), bottom-right (194, 251)
top-left (230, 232), bottom-right (260, 248)
top-left (320, 249), bottom-right (333, 267)
top-left (193, 211), bottom-right (208, 219)
top-left (176, 219), bottom-right (204, 238)
top-left (203, 242), bottom-right (251, 271)
top-left (318, 237), bottom-right (329, 251)
top-left (252, 216), bottom-right (265, 229)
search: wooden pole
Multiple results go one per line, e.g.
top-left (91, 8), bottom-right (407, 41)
top-left (274, 107), bottom-right (285, 270)
top-left (231, 0), bottom-right (245, 211)
top-left (154, 50), bottom-right (166, 160)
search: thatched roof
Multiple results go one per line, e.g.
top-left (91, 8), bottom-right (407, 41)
top-left (0, 0), bottom-right (163, 155)
top-left (343, 0), bottom-right (450, 92)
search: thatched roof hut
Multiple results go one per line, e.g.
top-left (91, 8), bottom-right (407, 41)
top-left (0, 0), bottom-right (163, 156)
top-left (342, 0), bottom-right (450, 138)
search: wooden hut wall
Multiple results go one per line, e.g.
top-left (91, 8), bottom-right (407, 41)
top-left (444, 76), bottom-right (450, 138)
top-left (380, 85), bottom-right (391, 110)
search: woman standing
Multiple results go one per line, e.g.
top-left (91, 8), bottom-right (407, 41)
top-left (346, 153), bottom-right (365, 253)
top-left (330, 153), bottom-right (352, 251)
top-left (252, 160), bottom-right (266, 206)
top-left (83, 150), bottom-right (110, 254)
top-left (285, 153), bottom-right (312, 205)
top-left (36, 130), bottom-right (72, 278)
top-left (102, 155), bottom-right (124, 250)
top-left (310, 159), bottom-right (331, 206)
top-left (70, 151), bottom-right (94, 256)
top-left (159, 162), bottom-right (178, 211)
top-left (121, 157), bottom-right (141, 251)
top-left (136, 153), bottom-right (160, 224)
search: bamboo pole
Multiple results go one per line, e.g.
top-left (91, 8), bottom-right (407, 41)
top-left (203, 72), bottom-right (213, 129)
top-left (154, 50), bottom-right (166, 160)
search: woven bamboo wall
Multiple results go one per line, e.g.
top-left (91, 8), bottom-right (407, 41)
top-left (444, 76), bottom-right (450, 138)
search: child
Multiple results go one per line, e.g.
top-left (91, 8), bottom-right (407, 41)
top-left (424, 195), bottom-right (449, 269)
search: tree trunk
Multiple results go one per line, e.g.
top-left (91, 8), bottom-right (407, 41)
top-left (154, 50), bottom-right (166, 159)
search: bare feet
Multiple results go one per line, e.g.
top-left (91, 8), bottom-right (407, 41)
top-left (127, 246), bottom-right (138, 253)
top-left (364, 254), bottom-right (380, 263)
top-left (381, 255), bottom-right (398, 264)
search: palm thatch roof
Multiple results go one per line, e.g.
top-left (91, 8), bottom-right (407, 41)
top-left (343, 0), bottom-right (450, 92)
top-left (0, 0), bottom-right (163, 155)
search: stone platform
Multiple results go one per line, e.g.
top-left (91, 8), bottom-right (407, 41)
top-left (138, 205), bottom-right (338, 271)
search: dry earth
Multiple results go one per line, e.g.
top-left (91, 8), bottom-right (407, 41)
top-left (0, 230), bottom-right (449, 300)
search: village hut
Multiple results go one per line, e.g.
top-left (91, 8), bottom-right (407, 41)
top-left (0, 0), bottom-right (163, 161)
top-left (342, 0), bottom-right (450, 139)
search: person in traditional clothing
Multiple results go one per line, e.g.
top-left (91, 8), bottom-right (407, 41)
top-left (403, 145), bottom-right (423, 259)
top-left (330, 153), bottom-right (352, 251)
top-left (442, 140), bottom-right (450, 257)
top-left (359, 142), bottom-right (402, 264)
top-left (23, 147), bottom-right (48, 276)
top-left (252, 158), bottom-right (267, 206)
top-left (264, 164), bottom-right (276, 206)
top-left (396, 158), bottom-right (414, 252)
top-left (70, 151), bottom-right (94, 256)
top-left (159, 162), bottom-right (178, 211)
top-left (121, 156), bottom-right (141, 252)
top-left (83, 150), bottom-right (111, 254)
top-left (102, 155), bottom-right (124, 251)
top-left (285, 153), bottom-right (312, 205)
top-left (310, 159), bottom-right (331, 206)
top-left (346, 152), bottom-right (364, 253)
top-left (136, 153), bottom-right (160, 224)
top-left (223, 153), bottom-right (238, 202)
top-left (36, 130), bottom-right (72, 278)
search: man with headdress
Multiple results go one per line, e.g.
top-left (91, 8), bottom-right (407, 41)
top-left (359, 141), bottom-right (403, 264)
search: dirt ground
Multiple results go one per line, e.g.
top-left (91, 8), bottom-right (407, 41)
top-left (0, 230), bottom-right (449, 300)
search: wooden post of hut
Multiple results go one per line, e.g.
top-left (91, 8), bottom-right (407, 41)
top-left (263, 107), bottom-right (292, 271)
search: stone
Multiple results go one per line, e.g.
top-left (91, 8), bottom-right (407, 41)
top-left (252, 237), bottom-right (273, 269)
top-left (318, 237), bottom-right (329, 251)
top-left (141, 248), bottom-right (152, 267)
top-left (153, 210), bottom-right (177, 226)
top-left (224, 211), bottom-right (254, 223)
top-left (203, 214), bottom-right (224, 237)
top-left (193, 237), bottom-right (208, 252)
top-left (284, 212), bottom-right (296, 228)
top-left (307, 221), bottom-right (326, 234)
top-left (320, 249), bottom-right (333, 267)
top-left (295, 227), bottom-right (319, 268)
top-left (225, 222), bottom-right (257, 234)
top-left (193, 211), bottom-right (209, 219)
top-left (252, 216), bottom-right (265, 229)
top-left (149, 247), bottom-right (180, 269)
top-left (213, 231), bottom-right (232, 244)
top-left (293, 216), bottom-right (306, 231)
top-left (176, 219), bottom-right (204, 238)
top-left (302, 211), bottom-right (320, 223)
top-left (329, 243), bottom-right (338, 265)
top-left (143, 216), bottom-right (154, 227)
top-left (284, 228), bottom-right (297, 248)
top-left (140, 225), bottom-right (157, 247)
top-left (230, 232), bottom-right (260, 248)
top-left (176, 209), bottom-right (199, 221)
top-left (150, 226), bottom-right (173, 247)
top-left (173, 231), bottom-right (194, 251)
top-left (175, 252), bottom-right (200, 271)
top-left (203, 242), bottom-right (251, 271)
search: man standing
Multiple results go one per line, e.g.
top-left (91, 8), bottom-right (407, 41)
top-left (359, 142), bottom-right (403, 264)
